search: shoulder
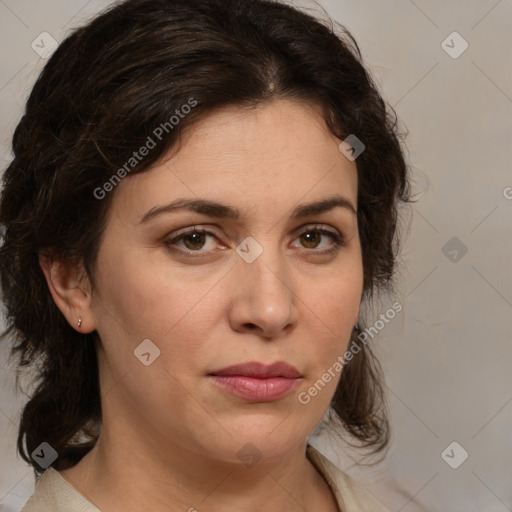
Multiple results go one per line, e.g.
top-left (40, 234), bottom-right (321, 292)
top-left (306, 444), bottom-right (390, 512)
top-left (21, 468), bottom-right (100, 512)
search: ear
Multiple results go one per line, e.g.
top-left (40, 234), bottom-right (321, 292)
top-left (39, 253), bottom-right (96, 333)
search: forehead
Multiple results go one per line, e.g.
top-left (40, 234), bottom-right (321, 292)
top-left (113, 99), bottom-right (358, 221)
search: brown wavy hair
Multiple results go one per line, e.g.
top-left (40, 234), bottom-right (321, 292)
top-left (0, 0), bottom-right (412, 473)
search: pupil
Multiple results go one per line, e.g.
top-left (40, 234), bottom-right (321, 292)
top-left (302, 232), bottom-right (319, 248)
top-left (185, 232), bottom-right (205, 250)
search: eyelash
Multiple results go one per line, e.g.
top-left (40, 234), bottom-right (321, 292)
top-left (163, 224), bottom-right (346, 258)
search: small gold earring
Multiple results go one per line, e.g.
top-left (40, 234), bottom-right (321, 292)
top-left (77, 318), bottom-right (82, 328)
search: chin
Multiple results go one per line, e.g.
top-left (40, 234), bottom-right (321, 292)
top-left (204, 417), bottom-right (311, 463)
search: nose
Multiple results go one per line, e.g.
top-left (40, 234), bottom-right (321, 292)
top-left (227, 245), bottom-right (299, 340)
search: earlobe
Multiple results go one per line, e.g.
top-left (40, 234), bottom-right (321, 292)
top-left (38, 253), bottom-right (96, 333)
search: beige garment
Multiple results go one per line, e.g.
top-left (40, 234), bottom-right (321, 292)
top-left (21, 444), bottom-right (389, 512)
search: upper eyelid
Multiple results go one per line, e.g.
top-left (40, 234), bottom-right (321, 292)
top-left (169, 223), bottom-right (341, 240)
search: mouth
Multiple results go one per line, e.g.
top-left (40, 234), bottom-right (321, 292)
top-left (208, 361), bottom-right (303, 402)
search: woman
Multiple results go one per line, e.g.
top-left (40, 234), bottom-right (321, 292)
top-left (0, 0), bottom-right (411, 510)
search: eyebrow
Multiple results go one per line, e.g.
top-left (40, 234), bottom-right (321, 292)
top-left (140, 194), bottom-right (357, 224)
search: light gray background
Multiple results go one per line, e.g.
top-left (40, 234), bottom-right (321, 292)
top-left (1, 1), bottom-right (511, 511)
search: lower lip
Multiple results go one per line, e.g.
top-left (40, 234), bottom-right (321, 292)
top-left (209, 375), bottom-right (301, 402)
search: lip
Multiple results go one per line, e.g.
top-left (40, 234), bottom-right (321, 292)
top-left (208, 361), bottom-right (302, 402)
top-left (210, 361), bottom-right (302, 379)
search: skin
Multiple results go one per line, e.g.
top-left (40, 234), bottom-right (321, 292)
top-left (40, 98), bottom-right (363, 512)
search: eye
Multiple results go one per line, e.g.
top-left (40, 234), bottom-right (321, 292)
top-left (291, 225), bottom-right (346, 255)
top-left (163, 224), bottom-right (345, 258)
top-left (164, 227), bottom-right (221, 255)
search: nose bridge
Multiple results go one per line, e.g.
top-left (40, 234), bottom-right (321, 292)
top-left (237, 231), bottom-right (290, 290)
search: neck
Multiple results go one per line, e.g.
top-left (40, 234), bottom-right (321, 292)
top-left (60, 421), bottom-right (338, 512)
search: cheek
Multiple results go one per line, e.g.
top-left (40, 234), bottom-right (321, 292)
top-left (94, 250), bottom-right (210, 340)
top-left (92, 251), bottom-right (223, 386)
top-left (302, 268), bottom-right (362, 371)
top-left (314, 269), bottom-right (362, 329)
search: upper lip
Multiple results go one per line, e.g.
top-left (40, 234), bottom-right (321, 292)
top-left (209, 361), bottom-right (302, 379)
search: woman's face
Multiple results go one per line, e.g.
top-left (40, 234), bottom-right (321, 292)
top-left (86, 99), bottom-right (363, 465)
